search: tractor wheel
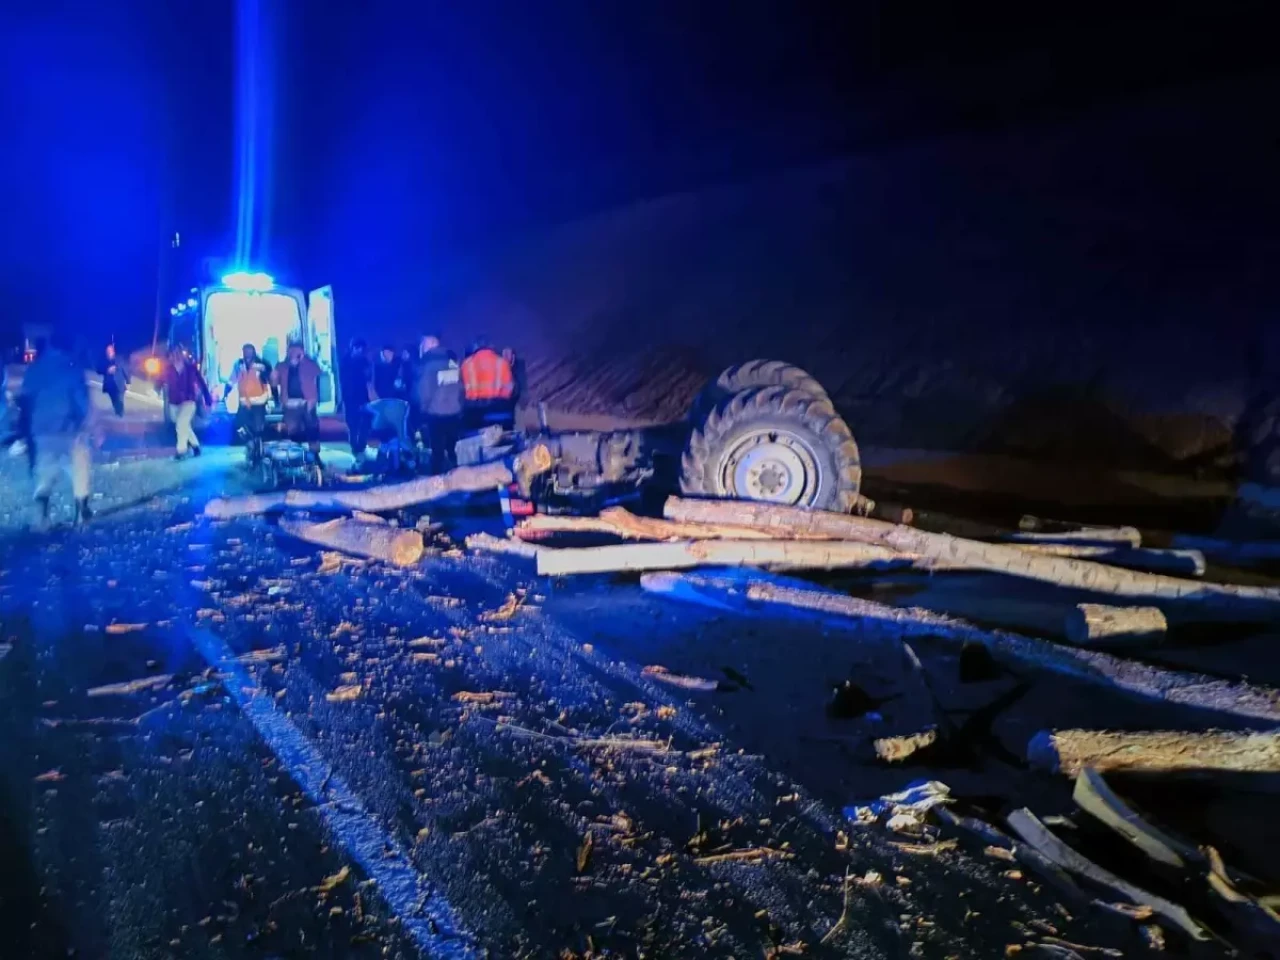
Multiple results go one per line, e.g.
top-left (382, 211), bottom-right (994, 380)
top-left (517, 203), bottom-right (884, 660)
top-left (688, 359), bottom-right (830, 425)
top-left (680, 385), bottom-right (861, 512)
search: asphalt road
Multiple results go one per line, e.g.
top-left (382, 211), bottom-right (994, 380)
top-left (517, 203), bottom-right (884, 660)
top-left (0, 443), bottom-right (1247, 958)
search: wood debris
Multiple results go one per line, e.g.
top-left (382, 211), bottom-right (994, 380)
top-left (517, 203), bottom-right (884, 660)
top-left (641, 664), bottom-right (721, 692)
top-left (325, 685), bottom-right (363, 703)
top-left (88, 674), bottom-right (173, 697)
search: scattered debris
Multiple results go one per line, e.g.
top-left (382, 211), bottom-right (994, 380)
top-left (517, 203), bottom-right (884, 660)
top-left (316, 865), bottom-right (351, 893)
top-left (874, 728), bottom-right (940, 763)
top-left (847, 780), bottom-right (952, 826)
top-left (278, 517), bottom-right (424, 567)
top-left (104, 622), bottom-right (149, 635)
top-left (87, 674), bottom-right (173, 697)
top-left (641, 664), bottom-right (723, 692)
top-left (692, 847), bottom-right (792, 865)
top-left (325, 685), bottom-right (363, 703)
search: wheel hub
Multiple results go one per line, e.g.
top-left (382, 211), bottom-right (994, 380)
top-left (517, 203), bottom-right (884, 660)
top-left (719, 430), bottom-right (820, 505)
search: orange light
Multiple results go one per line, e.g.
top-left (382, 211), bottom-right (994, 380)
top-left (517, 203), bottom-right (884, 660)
top-left (143, 356), bottom-right (162, 377)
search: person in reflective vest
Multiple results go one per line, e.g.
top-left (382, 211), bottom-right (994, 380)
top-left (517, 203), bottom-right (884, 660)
top-left (460, 338), bottom-right (516, 430)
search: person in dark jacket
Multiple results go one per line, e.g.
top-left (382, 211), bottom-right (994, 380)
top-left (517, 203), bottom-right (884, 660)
top-left (374, 344), bottom-right (402, 400)
top-left (98, 342), bottom-right (130, 417)
top-left (271, 341), bottom-right (324, 462)
top-left (415, 334), bottom-right (463, 473)
top-left (339, 339), bottom-right (374, 461)
top-left (163, 346), bottom-right (212, 460)
top-left (22, 335), bottom-right (93, 528)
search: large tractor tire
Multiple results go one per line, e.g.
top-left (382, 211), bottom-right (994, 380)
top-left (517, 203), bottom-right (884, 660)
top-left (680, 385), bottom-right (862, 512)
top-left (688, 360), bottom-right (830, 425)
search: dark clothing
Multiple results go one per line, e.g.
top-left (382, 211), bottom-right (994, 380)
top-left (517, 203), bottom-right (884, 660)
top-left (415, 347), bottom-right (463, 417)
top-left (283, 404), bottom-right (320, 446)
top-left (272, 356), bottom-right (322, 405)
top-left (287, 365), bottom-right (302, 402)
top-left (164, 363), bottom-right (212, 407)
top-left (236, 403), bottom-right (267, 460)
top-left (510, 355), bottom-right (527, 406)
top-left (98, 352), bottom-right (130, 418)
top-left (23, 349), bottom-right (90, 437)
top-left (374, 359), bottom-right (403, 400)
top-left (340, 354), bottom-right (373, 410)
top-left (426, 414), bottom-right (461, 474)
top-left (345, 405), bottom-right (370, 457)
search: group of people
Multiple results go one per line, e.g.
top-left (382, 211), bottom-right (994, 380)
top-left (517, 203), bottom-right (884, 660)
top-left (1, 329), bottom-right (527, 530)
top-left (339, 334), bottom-right (524, 472)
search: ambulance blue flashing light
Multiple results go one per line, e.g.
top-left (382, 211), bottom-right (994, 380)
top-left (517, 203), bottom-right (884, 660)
top-left (221, 271), bottom-right (274, 292)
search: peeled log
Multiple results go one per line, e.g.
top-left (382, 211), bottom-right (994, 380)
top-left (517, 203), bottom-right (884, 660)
top-left (205, 461), bottom-right (519, 518)
top-left (1065, 604), bottom-right (1168, 646)
top-left (517, 507), bottom-right (834, 542)
top-left (1028, 729), bottom-right (1280, 777)
top-left (466, 531), bottom-right (543, 561)
top-left (639, 569), bottom-right (1280, 724)
top-left (1005, 526), bottom-right (1143, 548)
top-left (278, 518), bottom-right (424, 566)
top-left (663, 497), bottom-right (1280, 619)
top-left (534, 538), bottom-right (909, 577)
top-left (1019, 545), bottom-right (1206, 578)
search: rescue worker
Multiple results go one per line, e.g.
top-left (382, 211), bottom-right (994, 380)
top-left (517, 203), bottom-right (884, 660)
top-left (229, 343), bottom-right (272, 463)
top-left (21, 332), bottom-right (93, 528)
top-left (163, 345), bottom-right (213, 460)
top-left (460, 336), bottom-right (514, 430)
top-left (339, 338), bottom-right (375, 462)
top-left (98, 341), bottom-right (130, 418)
top-left (415, 334), bottom-right (463, 473)
top-left (272, 341), bottom-right (323, 463)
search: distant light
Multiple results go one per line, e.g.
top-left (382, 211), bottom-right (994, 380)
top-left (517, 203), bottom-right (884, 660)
top-left (143, 357), bottom-right (162, 377)
top-left (187, 297), bottom-right (198, 307)
top-left (221, 270), bottom-right (274, 291)
top-left (170, 307), bottom-right (178, 316)
top-left (190, 287), bottom-right (199, 293)
top-left (175, 304), bottom-right (187, 314)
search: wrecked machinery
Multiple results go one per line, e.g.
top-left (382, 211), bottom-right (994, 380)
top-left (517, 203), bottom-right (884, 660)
top-left (456, 359), bottom-right (862, 514)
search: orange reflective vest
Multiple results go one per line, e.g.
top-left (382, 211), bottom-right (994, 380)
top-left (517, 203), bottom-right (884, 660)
top-left (460, 348), bottom-right (514, 401)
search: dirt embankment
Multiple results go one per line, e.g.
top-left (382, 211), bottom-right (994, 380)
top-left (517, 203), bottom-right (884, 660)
top-left (340, 74), bottom-right (1280, 472)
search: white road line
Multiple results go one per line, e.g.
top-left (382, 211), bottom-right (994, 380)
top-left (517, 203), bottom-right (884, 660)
top-left (187, 627), bottom-right (478, 959)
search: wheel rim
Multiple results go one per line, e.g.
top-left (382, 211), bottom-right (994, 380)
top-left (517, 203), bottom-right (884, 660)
top-left (717, 429), bottom-right (821, 505)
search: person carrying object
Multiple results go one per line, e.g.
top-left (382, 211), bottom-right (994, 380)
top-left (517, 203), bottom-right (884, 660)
top-left (163, 346), bottom-right (212, 460)
top-left (272, 341), bottom-right (324, 464)
top-left (21, 333), bottom-right (94, 528)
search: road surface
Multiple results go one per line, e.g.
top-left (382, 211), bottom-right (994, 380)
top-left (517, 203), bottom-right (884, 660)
top-left (0, 443), bottom-right (1243, 958)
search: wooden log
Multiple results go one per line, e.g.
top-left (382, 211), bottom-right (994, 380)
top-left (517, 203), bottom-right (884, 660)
top-left (1170, 535), bottom-right (1280, 567)
top-left (516, 507), bottom-right (835, 542)
top-left (277, 518), bottom-right (424, 566)
top-left (639, 569), bottom-right (1280, 724)
top-left (466, 532), bottom-right (542, 561)
top-left (1005, 526), bottom-right (1143, 548)
top-left (1028, 729), bottom-right (1280, 777)
top-left (205, 460), bottom-right (520, 518)
top-left (534, 538), bottom-right (910, 577)
top-left (1020, 545), bottom-right (1206, 577)
top-left (663, 497), bottom-right (1280, 619)
top-left (1072, 767), bottom-right (1200, 869)
top-left (1006, 807), bottom-right (1209, 940)
top-left (1065, 604), bottom-right (1168, 646)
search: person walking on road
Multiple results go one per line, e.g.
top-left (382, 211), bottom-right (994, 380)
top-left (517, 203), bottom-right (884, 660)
top-left (272, 341), bottom-right (324, 464)
top-left (340, 338), bottom-right (375, 462)
top-left (98, 342), bottom-right (130, 418)
top-left (415, 334), bottom-right (463, 473)
top-left (163, 346), bottom-right (212, 460)
top-left (21, 334), bottom-right (93, 528)
top-left (229, 343), bottom-right (272, 463)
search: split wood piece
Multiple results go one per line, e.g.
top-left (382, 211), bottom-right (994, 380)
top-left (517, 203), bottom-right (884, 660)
top-left (1006, 807), bottom-right (1209, 941)
top-left (466, 532), bottom-right (543, 561)
top-left (1020, 545), bottom-right (1206, 578)
top-left (1065, 604), bottom-right (1168, 646)
top-left (517, 507), bottom-right (837, 542)
top-left (1028, 729), bottom-right (1280, 777)
top-left (1005, 526), bottom-right (1143, 548)
top-left (663, 497), bottom-right (1280, 620)
top-left (639, 570), bottom-right (1280, 724)
top-left (1171, 535), bottom-right (1280, 567)
top-left (534, 538), bottom-right (911, 578)
top-left (873, 728), bottom-right (939, 763)
top-left (204, 460), bottom-right (521, 518)
top-left (278, 518), bottom-right (424, 567)
top-left (1072, 768), bottom-right (1201, 869)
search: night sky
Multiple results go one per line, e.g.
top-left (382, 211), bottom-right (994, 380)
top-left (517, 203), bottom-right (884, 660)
top-left (0, 1), bottom-right (1272, 349)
